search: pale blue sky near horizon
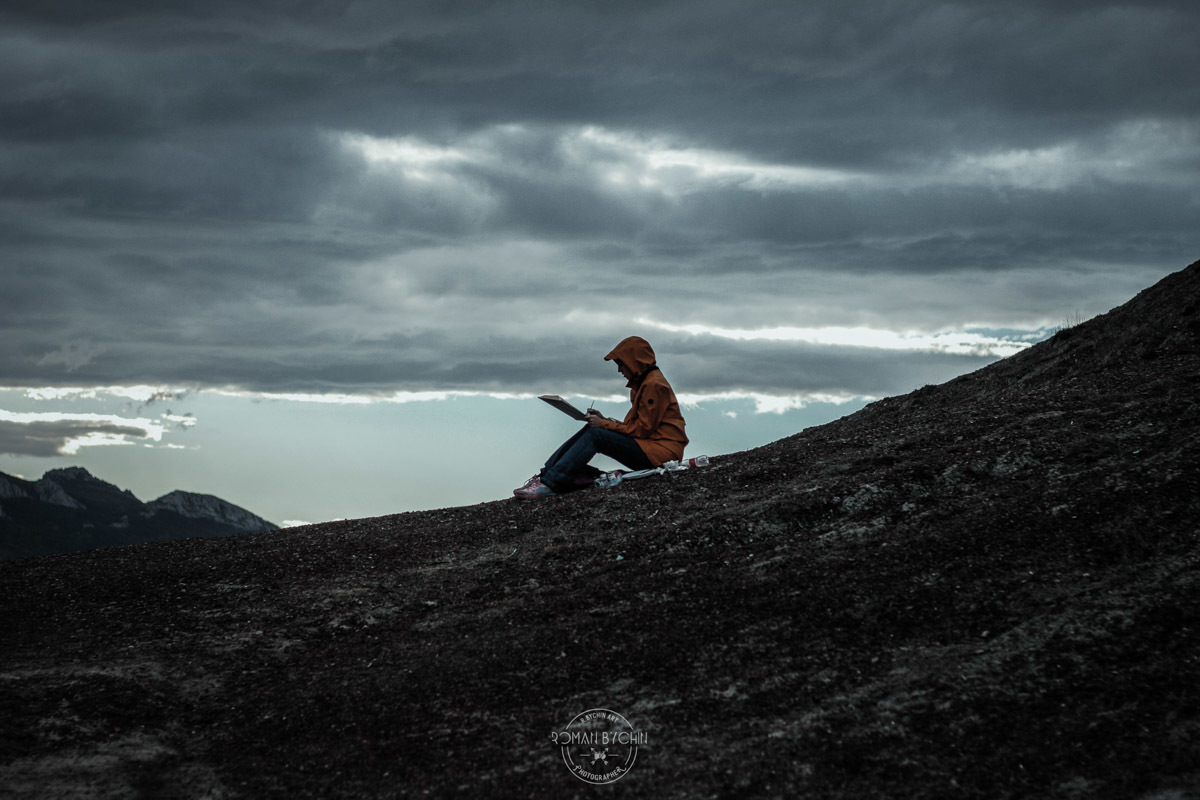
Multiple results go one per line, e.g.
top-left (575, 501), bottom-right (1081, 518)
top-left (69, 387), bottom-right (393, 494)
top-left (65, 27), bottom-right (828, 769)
top-left (0, 386), bottom-right (883, 525)
top-left (0, 315), bottom-right (1102, 525)
top-left (2, 2), bottom-right (1197, 526)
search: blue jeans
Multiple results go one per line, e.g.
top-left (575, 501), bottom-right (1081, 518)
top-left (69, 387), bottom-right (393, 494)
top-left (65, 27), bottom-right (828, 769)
top-left (540, 425), bottom-right (653, 493)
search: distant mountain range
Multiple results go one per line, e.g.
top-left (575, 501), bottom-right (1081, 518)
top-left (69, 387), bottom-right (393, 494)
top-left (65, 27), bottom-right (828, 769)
top-left (0, 466), bottom-right (277, 559)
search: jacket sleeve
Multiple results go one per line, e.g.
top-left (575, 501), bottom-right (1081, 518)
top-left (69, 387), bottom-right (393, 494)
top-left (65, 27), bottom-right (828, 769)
top-left (598, 382), bottom-right (672, 440)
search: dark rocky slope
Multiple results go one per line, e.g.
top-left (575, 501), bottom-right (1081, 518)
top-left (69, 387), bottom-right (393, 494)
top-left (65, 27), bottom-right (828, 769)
top-left (1, 261), bottom-right (1198, 798)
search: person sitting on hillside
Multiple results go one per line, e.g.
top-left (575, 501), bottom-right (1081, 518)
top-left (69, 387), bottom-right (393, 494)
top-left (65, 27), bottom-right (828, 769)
top-left (514, 336), bottom-right (688, 499)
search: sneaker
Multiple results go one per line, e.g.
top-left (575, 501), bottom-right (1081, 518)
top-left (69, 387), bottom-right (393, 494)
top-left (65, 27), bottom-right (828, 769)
top-left (513, 478), bottom-right (557, 500)
top-left (513, 474), bottom-right (542, 495)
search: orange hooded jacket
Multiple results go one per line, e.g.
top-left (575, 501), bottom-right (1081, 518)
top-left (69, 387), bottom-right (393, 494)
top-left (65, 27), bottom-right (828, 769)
top-left (596, 336), bottom-right (688, 466)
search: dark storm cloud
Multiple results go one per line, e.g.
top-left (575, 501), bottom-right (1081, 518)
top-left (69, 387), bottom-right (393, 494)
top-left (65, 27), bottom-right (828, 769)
top-left (1, 1), bottom-right (1197, 401)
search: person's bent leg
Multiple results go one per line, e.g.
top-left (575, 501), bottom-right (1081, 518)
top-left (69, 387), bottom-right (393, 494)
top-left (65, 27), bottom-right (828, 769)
top-left (590, 427), bottom-right (653, 472)
top-left (540, 428), bottom-right (601, 492)
top-left (540, 426), bottom-right (589, 478)
top-left (541, 427), bottom-right (651, 492)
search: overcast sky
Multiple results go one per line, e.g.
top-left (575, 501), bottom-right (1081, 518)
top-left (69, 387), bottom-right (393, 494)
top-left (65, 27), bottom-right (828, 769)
top-left (2, 1), bottom-right (1197, 524)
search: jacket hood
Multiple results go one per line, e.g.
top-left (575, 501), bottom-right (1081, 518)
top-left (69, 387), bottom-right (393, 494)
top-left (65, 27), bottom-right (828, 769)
top-left (604, 336), bottom-right (658, 379)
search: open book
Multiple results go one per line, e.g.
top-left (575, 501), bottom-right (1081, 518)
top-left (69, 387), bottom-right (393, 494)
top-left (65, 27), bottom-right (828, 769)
top-left (539, 394), bottom-right (590, 421)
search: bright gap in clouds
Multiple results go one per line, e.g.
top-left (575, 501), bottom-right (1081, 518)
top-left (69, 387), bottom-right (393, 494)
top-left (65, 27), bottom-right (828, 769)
top-left (339, 132), bottom-right (473, 182)
top-left (23, 385), bottom-right (188, 403)
top-left (209, 388), bottom-right (529, 405)
top-left (569, 126), bottom-right (864, 192)
top-left (338, 125), bottom-right (867, 196)
top-left (210, 388), bottom-right (865, 416)
top-left (338, 119), bottom-right (1188, 200)
top-left (677, 391), bottom-right (869, 415)
top-left (640, 319), bottom-right (1038, 358)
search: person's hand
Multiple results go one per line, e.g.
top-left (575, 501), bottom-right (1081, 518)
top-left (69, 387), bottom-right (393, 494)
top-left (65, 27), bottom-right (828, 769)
top-left (586, 409), bottom-right (605, 427)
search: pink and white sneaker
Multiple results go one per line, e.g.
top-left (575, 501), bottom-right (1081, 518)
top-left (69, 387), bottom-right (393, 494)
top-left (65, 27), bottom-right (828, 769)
top-left (513, 475), bottom-right (541, 496)
top-left (513, 477), bottom-right (557, 499)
